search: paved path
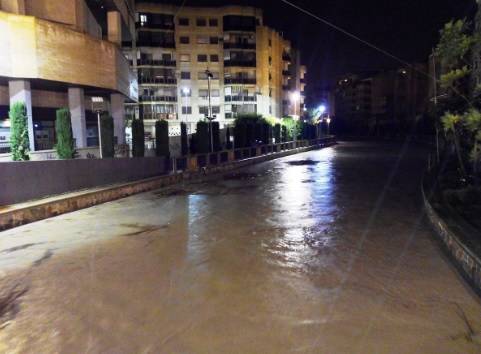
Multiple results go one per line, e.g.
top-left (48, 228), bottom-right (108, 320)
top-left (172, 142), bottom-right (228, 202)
top-left (0, 141), bottom-right (480, 353)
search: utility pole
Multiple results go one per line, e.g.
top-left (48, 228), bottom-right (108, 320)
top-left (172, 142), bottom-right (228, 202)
top-left (432, 48), bottom-right (440, 164)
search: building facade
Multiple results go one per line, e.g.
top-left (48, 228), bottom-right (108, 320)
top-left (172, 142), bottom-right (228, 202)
top-left (123, 2), bottom-right (306, 138)
top-left (0, 0), bottom-right (137, 152)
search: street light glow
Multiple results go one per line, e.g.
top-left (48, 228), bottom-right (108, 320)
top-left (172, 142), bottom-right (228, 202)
top-left (290, 91), bottom-right (300, 102)
top-left (182, 87), bottom-right (190, 95)
top-left (318, 105), bottom-right (326, 114)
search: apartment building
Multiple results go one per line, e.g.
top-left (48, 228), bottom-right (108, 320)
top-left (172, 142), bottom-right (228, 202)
top-left (0, 0), bottom-right (137, 152)
top-left (123, 2), bottom-right (306, 137)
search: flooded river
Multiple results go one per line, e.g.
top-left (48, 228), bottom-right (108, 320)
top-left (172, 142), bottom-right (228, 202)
top-left (0, 141), bottom-right (480, 353)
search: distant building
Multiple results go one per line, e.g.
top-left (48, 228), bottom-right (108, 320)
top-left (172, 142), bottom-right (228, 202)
top-left (334, 65), bottom-right (428, 136)
top-left (123, 2), bottom-right (306, 137)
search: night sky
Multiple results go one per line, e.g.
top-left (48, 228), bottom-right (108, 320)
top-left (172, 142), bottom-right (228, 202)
top-left (152, 0), bottom-right (477, 103)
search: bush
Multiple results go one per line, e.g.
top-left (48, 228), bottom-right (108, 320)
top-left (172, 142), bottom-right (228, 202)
top-left (246, 122), bottom-right (255, 147)
top-left (212, 121), bottom-right (221, 151)
top-left (132, 119), bottom-right (145, 157)
top-left (180, 122), bottom-right (188, 156)
top-left (274, 124), bottom-right (281, 143)
top-left (282, 125), bottom-right (288, 142)
top-left (100, 113), bottom-right (114, 158)
top-left (226, 126), bottom-right (233, 149)
top-left (196, 121), bottom-right (210, 153)
top-left (9, 102), bottom-right (30, 161)
top-left (189, 134), bottom-right (197, 154)
top-left (155, 120), bottom-right (169, 158)
top-left (55, 108), bottom-right (75, 159)
top-left (234, 122), bottom-right (247, 148)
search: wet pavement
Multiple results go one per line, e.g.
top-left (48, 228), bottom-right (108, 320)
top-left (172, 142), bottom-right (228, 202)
top-left (0, 141), bottom-right (480, 353)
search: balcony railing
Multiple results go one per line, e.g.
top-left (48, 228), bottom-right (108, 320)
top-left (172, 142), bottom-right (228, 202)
top-left (136, 22), bottom-right (174, 31)
top-left (282, 70), bottom-right (290, 76)
top-left (224, 60), bottom-right (256, 67)
top-left (224, 78), bottom-right (256, 85)
top-left (282, 53), bottom-right (291, 61)
top-left (0, 141), bottom-right (11, 154)
top-left (224, 95), bottom-right (257, 102)
top-left (137, 59), bottom-right (176, 67)
top-left (140, 95), bottom-right (178, 102)
top-left (142, 113), bottom-right (178, 120)
top-left (138, 77), bottom-right (177, 85)
top-left (223, 42), bottom-right (256, 50)
top-left (137, 40), bottom-right (175, 48)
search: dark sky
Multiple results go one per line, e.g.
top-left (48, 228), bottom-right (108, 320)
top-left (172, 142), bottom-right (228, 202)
top-left (151, 0), bottom-right (477, 101)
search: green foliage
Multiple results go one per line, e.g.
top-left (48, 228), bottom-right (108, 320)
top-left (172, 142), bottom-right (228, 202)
top-left (226, 126), bottom-right (233, 149)
top-left (132, 119), bottom-right (145, 157)
top-left (440, 66), bottom-right (470, 89)
top-left (180, 122), bottom-right (188, 156)
top-left (281, 125), bottom-right (288, 142)
top-left (274, 123), bottom-right (281, 143)
top-left (9, 102), bottom-right (30, 161)
top-left (436, 19), bottom-right (474, 69)
top-left (281, 117), bottom-right (300, 141)
top-left (55, 108), bottom-right (75, 159)
top-left (441, 112), bottom-right (462, 133)
top-left (234, 122), bottom-right (247, 148)
top-left (100, 113), bottom-right (114, 158)
top-left (196, 121), bottom-right (210, 153)
top-left (234, 113), bottom-right (265, 125)
top-left (212, 121), bottom-right (221, 151)
top-left (155, 120), bottom-right (169, 158)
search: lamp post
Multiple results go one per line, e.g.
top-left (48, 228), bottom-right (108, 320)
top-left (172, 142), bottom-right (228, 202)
top-left (326, 116), bottom-right (331, 136)
top-left (205, 69), bottom-right (214, 153)
top-left (91, 96), bottom-right (104, 158)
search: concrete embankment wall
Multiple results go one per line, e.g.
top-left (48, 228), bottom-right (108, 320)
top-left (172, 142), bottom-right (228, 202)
top-left (422, 179), bottom-right (481, 296)
top-left (0, 157), bottom-right (166, 206)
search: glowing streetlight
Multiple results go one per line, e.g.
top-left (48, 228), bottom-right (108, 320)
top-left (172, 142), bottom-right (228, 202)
top-left (318, 104), bottom-right (326, 115)
top-left (290, 91), bottom-right (300, 120)
top-left (326, 116), bottom-right (332, 135)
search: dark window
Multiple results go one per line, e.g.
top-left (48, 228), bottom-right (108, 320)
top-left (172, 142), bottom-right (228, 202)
top-left (212, 106), bottom-right (220, 114)
top-left (209, 18), bottom-right (218, 26)
top-left (179, 18), bottom-right (189, 26)
top-left (199, 106), bottom-right (209, 114)
top-left (182, 106), bottom-right (192, 114)
top-left (179, 36), bottom-right (189, 44)
top-left (223, 15), bottom-right (256, 32)
top-left (180, 71), bottom-right (191, 79)
top-left (210, 54), bottom-right (219, 62)
top-left (209, 36), bottom-right (219, 44)
top-left (196, 18), bottom-right (207, 26)
top-left (197, 54), bottom-right (208, 62)
top-left (268, 39), bottom-right (272, 47)
top-left (139, 13), bottom-right (174, 30)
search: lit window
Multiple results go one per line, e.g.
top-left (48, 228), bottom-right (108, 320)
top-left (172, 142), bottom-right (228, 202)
top-left (140, 14), bottom-right (147, 26)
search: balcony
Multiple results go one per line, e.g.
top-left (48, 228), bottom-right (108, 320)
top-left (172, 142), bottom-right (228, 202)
top-left (0, 10), bottom-right (135, 99)
top-left (135, 22), bottom-right (174, 31)
top-left (138, 77), bottom-right (177, 85)
top-left (224, 60), bottom-right (256, 68)
top-left (282, 53), bottom-right (291, 61)
top-left (224, 95), bottom-right (257, 102)
top-left (282, 70), bottom-right (290, 76)
top-left (300, 78), bottom-right (306, 83)
top-left (142, 113), bottom-right (178, 120)
top-left (223, 42), bottom-right (256, 50)
top-left (137, 59), bottom-right (176, 67)
top-left (224, 78), bottom-right (256, 85)
top-left (139, 95), bottom-right (177, 102)
top-left (282, 85), bottom-right (290, 90)
top-left (137, 40), bottom-right (176, 48)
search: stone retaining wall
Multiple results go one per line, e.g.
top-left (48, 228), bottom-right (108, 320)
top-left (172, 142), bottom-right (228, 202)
top-left (422, 180), bottom-right (481, 295)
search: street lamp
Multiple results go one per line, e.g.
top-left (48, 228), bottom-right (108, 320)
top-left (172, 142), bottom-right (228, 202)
top-left (205, 69), bottom-right (214, 153)
top-left (91, 96), bottom-right (104, 158)
top-left (318, 104), bottom-right (326, 115)
top-left (326, 116), bottom-right (331, 136)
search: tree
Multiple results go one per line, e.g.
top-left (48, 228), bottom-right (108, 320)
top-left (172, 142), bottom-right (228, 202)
top-left (196, 121), bottom-right (210, 153)
top-left (9, 102), bottom-right (30, 161)
top-left (180, 122), bottom-right (188, 156)
top-left (463, 109), bottom-right (481, 176)
top-left (132, 119), bottom-right (145, 157)
top-left (274, 123), bottom-right (281, 144)
top-left (100, 113), bottom-right (114, 158)
top-left (55, 108), bottom-right (75, 159)
top-left (212, 121), bottom-right (221, 151)
top-left (441, 112), bottom-right (466, 177)
top-left (155, 120), bottom-right (169, 159)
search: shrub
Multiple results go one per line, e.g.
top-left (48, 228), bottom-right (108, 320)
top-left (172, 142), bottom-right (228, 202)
top-left (155, 120), bottom-right (169, 158)
top-left (234, 122), bottom-right (247, 148)
top-left (55, 108), bottom-right (75, 159)
top-left (282, 125), bottom-right (288, 142)
top-left (189, 134), bottom-right (197, 154)
top-left (226, 126), bottom-right (233, 149)
top-left (212, 121), bottom-right (221, 151)
top-left (274, 123), bottom-right (281, 143)
top-left (180, 122), bottom-right (188, 156)
top-left (196, 121), bottom-right (210, 153)
top-left (246, 122), bottom-right (255, 146)
top-left (132, 119), bottom-right (145, 157)
top-left (9, 102), bottom-right (30, 161)
top-left (100, 113), bottom-right (114, 158)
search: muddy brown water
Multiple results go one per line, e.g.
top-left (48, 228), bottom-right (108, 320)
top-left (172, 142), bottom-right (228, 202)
top-left (0, 141), bottom-right (480, 353)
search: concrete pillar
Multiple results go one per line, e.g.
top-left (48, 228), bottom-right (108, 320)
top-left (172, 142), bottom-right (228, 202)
top-left (2, 0), bottom-right (26, 14)
top-left (111, 93), bottom-right (125, 145)
top-left (107, 11), bottom-right (122, 45)
top-left (68, 87), bottom-right (87, 148)
top-left (9, 80), bottom-right (35, 151)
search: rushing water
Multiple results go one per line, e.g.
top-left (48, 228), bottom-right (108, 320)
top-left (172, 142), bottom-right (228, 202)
top-left (0, 141), bottom-right (480, 353)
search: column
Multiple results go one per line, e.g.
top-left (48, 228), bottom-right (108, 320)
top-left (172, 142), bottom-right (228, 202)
top-left (111, 93), bottom-right (125, 145)
top-left (107, 11), bottom-right (122, 46)
top-left (9, 80), bottom-right (35, 151)
top-left (68, 88), bottom-right (87, 148)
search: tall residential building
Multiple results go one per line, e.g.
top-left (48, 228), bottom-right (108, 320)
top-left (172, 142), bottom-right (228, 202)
top-left (0, 0), bottom-right (138, 151)
top-left (123, 2), bottom-right (306, 137)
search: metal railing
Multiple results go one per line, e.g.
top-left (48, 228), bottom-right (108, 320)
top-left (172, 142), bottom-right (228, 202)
top-left (139, 95), bottom-right (177, 102)
top-left (137, 59), bottom-right (176, 67)
top-left (224, 78), bottom-right (256, 85)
